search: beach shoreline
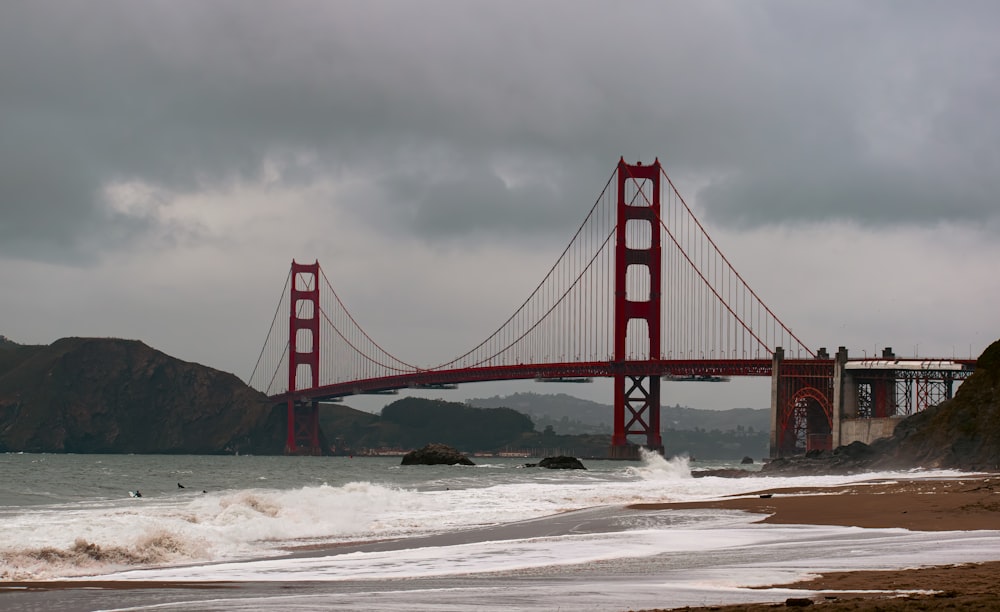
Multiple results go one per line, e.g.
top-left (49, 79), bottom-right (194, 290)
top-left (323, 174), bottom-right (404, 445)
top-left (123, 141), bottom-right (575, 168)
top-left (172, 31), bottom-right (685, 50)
top-left (632, 474), bottom-right (1000, 610)
top-left (3, 473), bottom-right (999, 611)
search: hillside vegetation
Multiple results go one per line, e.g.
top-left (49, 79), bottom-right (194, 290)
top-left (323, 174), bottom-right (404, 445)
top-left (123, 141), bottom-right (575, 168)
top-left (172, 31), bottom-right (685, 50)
top-left (327, 397), bottom-right (535, 451)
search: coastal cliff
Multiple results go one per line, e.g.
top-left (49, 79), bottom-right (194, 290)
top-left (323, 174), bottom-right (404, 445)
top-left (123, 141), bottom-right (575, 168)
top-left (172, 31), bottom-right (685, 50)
top-left (880, 338), bottom-right (1000, 470)
top-left (0, 337), bottom-right (284, 454)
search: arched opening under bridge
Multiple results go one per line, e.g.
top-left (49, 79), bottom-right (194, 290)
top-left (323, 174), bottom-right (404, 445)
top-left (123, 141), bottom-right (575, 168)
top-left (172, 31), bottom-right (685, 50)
top-left (779, 387), bottom-right (832, 456)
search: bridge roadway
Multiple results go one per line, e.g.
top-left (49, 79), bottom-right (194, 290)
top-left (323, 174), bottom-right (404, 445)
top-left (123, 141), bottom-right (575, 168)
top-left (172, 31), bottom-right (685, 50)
top-left (269, 358), bottom-right (792, 403)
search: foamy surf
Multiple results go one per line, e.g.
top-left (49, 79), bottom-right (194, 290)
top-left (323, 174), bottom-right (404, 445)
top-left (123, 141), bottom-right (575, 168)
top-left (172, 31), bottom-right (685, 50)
top-left (0, 452), bottom-right (985, 583)
top-left (0, 481), bottom-right (434, 580)
top-left (625, 448), bottom-right (695, 479)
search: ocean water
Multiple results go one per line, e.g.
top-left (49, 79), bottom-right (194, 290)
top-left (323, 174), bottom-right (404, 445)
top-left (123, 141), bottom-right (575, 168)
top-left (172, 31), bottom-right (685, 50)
top-left (2, 452), bottom-right (999, 611)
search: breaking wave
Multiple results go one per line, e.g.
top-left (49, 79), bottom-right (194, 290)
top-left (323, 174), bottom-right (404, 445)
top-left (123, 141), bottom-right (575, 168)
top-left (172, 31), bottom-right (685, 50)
top-left (625, 448), bottom-right (693, 480)
top-left (1, 481), bottom-right (437, 580)
top-left (1, 531), bottom-right (204, 581)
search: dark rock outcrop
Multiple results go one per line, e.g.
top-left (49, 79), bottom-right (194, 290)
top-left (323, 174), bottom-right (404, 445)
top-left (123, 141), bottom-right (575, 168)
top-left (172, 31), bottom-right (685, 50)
top-left (536, 455), bottom-right (586, 470)
top-left (401, 442), bottom-right (475, 466)
top-left (0, 337), bottom-right (284, 454)
top-left (763, 440), bottom-right (880, 475)
top-left (692, 468), bottom-right (755, 478)
top-left (764, 338), bottom-right (1000, 475)
top-left (740, 456), bottom-right (754, 464)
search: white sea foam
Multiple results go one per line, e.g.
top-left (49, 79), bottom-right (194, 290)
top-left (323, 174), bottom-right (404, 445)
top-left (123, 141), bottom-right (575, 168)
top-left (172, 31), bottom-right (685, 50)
top-left (0, 482), bottom-right (434, 579)
top-left (0, 452), bottom-right (986, 583)
top-left (625, 448), bottom-right (695, 479)
top-left (93, 514), bottom-right (1000, 586)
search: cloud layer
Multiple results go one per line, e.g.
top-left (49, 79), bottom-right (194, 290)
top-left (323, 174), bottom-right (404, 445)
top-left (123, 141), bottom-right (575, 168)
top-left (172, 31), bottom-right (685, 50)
top-left (2, 1), bottom-right (997, 408)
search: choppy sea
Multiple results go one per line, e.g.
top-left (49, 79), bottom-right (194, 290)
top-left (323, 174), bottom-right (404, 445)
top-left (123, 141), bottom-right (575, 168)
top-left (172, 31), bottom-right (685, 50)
top-left (2, 451), bottom-right (999, 611)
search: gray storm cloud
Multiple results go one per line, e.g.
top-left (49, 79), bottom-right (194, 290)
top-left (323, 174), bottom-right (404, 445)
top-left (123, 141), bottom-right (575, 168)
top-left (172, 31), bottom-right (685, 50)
top-left (2, 1), bottom-right (999, 401)
top-left (2, 1), bottom-right (998, 257)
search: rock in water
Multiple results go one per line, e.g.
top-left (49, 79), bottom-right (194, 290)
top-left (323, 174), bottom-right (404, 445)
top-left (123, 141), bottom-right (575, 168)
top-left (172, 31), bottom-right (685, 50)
top-left (692, 468), bottom-right (754, 478)
top-left (740, 456), bottom-right (754, 464)
top-left (401, 443), bottom-right (474, 466)
top-left (537, 455), bottom-right (586, 470)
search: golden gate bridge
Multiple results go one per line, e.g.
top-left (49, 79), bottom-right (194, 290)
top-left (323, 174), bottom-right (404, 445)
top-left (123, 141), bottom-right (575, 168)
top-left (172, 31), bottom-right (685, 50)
top-left (249, 158), bottom-right (974, 457)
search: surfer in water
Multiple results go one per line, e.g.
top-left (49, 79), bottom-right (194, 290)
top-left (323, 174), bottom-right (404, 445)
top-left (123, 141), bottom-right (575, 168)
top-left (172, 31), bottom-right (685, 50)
top-left (129, 490), bottom-right (142, 498)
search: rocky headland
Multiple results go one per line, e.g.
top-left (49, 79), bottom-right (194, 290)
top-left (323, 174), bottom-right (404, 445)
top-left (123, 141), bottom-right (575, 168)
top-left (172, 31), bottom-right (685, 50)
top-left (0, 337), bottom-right (285, 454)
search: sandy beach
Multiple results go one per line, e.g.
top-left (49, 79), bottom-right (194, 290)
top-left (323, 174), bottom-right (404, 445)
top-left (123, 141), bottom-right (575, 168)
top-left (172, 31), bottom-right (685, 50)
top-left (3, 474), bottom-right (999, 611)
top-left (632, 475), bottom-right (1000, 610)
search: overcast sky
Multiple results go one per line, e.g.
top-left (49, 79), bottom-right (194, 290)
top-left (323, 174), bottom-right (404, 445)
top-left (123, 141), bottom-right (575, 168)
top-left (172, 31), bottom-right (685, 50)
top-left (2, 1), bottom-right (998, 412)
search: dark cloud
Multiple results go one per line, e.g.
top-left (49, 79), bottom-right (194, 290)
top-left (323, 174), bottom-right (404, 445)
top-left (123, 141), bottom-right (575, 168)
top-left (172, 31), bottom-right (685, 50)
top-left (2, 1), bottom-right (999, 265)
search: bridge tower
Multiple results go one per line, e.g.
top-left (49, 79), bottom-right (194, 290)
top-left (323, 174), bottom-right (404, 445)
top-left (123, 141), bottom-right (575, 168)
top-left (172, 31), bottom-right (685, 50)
top-left (286, 260), bottom-right (322, 455)
top-left (611, 159), bottom-right (664, 458)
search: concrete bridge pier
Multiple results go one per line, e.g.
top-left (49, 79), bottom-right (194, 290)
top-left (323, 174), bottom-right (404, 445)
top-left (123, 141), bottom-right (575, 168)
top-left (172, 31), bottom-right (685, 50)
top-left (772, 345), bottom-right (974, 458)
top-left (768, 347), bottom-right (783, 458)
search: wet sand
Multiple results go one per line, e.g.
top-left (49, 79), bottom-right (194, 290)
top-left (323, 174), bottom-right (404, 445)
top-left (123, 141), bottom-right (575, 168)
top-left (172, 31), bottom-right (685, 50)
top-left (630, 475), bottom-right (1000, 531)
top-left (632, 475), bottom-right (1000, 610)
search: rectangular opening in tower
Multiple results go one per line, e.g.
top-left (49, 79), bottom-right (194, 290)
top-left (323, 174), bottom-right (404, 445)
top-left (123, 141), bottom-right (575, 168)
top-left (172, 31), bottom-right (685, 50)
top-left (295, 328), bottom-right (314, 352)
top-left (293, 299), bottom-right (315, 319)
top-left (626, 318), bottom-right (650, 360)
top-left (625, 218), bottom-right (652, 249)
top-left (626, 264), bottom-right (650, 302)
top-left (624, 178), bottom-right (654, 207)
top-left (294, 363), bottom-right (315, 389)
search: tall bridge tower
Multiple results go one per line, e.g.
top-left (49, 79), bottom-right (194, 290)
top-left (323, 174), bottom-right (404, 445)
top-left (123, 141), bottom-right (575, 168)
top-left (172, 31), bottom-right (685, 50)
top-left (612, 159), bottom-right (663, 457)
top-left (286, 260), bottom-right (322, 455)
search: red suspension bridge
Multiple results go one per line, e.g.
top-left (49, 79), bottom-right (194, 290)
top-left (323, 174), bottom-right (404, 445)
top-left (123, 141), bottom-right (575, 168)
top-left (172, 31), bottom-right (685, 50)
top-left (249, 158), bottom-right (974, 457)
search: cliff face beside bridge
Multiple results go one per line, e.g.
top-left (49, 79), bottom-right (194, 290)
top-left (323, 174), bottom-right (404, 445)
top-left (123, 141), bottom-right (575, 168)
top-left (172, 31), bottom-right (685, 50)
top-left (0, 337), bottom-right (285, 454)
top-left (882, 338), bottom-right (1000, 470)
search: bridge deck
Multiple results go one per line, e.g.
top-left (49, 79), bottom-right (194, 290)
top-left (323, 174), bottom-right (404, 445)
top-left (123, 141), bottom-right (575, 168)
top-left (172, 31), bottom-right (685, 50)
top-left (269, 358), bottom-right (789, 403)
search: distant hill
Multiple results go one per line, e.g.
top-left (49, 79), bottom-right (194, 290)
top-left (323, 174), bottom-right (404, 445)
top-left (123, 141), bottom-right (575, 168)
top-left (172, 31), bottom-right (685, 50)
top-left (313, 395), bottom-right (768, 459)
top-left (467, 392), bottom-right (769, 434)
top-left (0, 337), bottom-right (285, 454)
top-left (462, 392), bottom-right (769, 459)
top-left (468, 393), bottom-right (610, 434)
